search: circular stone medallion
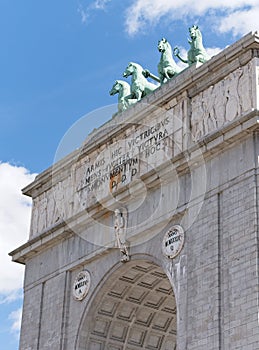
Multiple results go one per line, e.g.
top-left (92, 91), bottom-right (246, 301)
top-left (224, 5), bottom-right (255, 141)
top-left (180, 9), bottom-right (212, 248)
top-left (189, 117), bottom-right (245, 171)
top-left (162, 225), bottom-right (185, 258)
top-left (73, 270), bottom-right (91, 301)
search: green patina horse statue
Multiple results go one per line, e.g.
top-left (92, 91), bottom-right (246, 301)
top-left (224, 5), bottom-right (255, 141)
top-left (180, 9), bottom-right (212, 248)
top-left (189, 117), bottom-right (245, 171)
top-left (174, 25), bottom-right (210, 66)
top-left (123, 62), bottom-right (158, 101)
top-left (109, 80), bottom-right (137, 112)
top-left (157, 38), bottom-right (182, 83)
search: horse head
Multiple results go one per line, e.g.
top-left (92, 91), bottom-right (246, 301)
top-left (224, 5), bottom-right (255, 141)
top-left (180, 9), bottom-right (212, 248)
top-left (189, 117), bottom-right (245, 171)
top-left (123, 63), bottom-right (135, 78)
top-left (189, 25), bottom-right (201, 41)
top-left (158, 38), bottom-right (170, 53)
top-left (123, 62), bottom-right (143, 78)
top-left (109, 80), bottom-right (130, 96)
top-left (109, 80), bottom-right (121, 95)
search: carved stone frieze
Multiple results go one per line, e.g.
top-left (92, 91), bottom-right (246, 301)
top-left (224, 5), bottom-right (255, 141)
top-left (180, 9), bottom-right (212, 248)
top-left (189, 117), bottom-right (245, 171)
top-left (191, 62), bottom-right (254, 141)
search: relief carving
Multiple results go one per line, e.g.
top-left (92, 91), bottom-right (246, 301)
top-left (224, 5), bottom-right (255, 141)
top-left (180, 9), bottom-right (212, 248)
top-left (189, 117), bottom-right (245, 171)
top-left (63, 175), bottom-right (74, 218)
top-left (202, 85), bottom-right (217, 134)
top-left (225, 70), bottom-right (242, 122)
top-left (213, 80), bottom-right (226, 129)
top-left (171, 101), bottom-right (184, 154)
top-left (30, 197), bottom-right (39, 237)
top-left (52, 182), bottom-right (65, 223)
top-left (238, 63), bottom-right (252, 113)
top-left (46, 193), bottom-right (55, 227)
top-left (191, 94), bottom-right (205, 141)
top-left (38, 195), bottom-right (47, 233)
top-left (31, 177), bottom-right (74, 237)
top-left (31, 194), bottom-right (47, 236)
top-left (191, 63), bottom-right (253, 141)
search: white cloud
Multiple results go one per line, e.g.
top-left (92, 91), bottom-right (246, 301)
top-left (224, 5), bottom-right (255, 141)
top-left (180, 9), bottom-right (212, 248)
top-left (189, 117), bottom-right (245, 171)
top-left (8, 307), bottom-right (22, 335)
top-left (206, 47), bottom-right (223, 58)
top-left (77, 0), bottom-right (259, 37)
top-left (0, 289), bottom-right (23, 305)
top-left (219, 6), bottom-right (259, 35)
top-left (78, 0), bottom-right (111, 23)
top-left (78, 5), bottom-right (88, 24)
top-left (0, 163), bottom-right (36, 299)
top-left (124, 1), bottom-right (259, 36)
top-left (93, 0), bottom-right (112, 10)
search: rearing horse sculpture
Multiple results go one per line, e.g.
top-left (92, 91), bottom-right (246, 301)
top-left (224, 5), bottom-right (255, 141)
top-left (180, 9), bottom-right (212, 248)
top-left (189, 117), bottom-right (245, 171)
top-left (157, 38), bottom-right (181, 84)
top-left (109, 80), bottom-right (137, 112)
top-left (123, 62), bottom-right (158, 101)
top-left (174, 25), bottom-right (210, 66)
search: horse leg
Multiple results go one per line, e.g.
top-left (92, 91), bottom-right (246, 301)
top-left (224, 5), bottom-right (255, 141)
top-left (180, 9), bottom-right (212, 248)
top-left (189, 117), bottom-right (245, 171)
top-left (118, 101), bottom-right (123, 112)
top-left (159, 72), bottom-right (165, 84)
top-left (119, 98), bottom-right (128, 111)
top-left (125, 93), bottom-right (134, 102)
top-left (164, 68), bottom-right (175, 81)
top-left (135, 89), bottom-right (142, 101)
top-left (127, 98), bottom-right (138, 107)
top-left (197, 53), bottom-right (206, 63)
top-left (164, 68), bottom-right (171, 81)
top-left (124, 95), bottom-right (137, 109)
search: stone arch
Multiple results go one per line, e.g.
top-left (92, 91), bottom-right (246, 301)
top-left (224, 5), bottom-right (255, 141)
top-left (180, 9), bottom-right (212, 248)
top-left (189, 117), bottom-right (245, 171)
top-left (77, 258), bottom-right (177, 350)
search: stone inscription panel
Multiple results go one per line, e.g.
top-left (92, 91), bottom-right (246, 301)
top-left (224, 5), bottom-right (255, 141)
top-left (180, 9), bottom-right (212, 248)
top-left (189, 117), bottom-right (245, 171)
top-left (76, 114), bottom-right (172, 204)
top-left (30, 106), bottom-right (187, 237)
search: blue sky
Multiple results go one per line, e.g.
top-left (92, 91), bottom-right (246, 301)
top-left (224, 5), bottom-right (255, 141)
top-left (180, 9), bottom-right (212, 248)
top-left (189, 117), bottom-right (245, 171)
top-left (1, 1), bottom-right (259, 349)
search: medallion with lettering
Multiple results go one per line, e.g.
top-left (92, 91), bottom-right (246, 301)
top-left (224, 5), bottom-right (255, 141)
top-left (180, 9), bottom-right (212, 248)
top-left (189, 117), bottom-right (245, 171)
top-left (73, 270), bottom-right (91, 301)
top-left (162, 225), bottom-right (185, 258)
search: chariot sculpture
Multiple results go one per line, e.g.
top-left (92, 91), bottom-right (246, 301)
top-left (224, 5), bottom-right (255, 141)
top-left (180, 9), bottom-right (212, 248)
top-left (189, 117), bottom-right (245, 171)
top-left (110, 25), bottom-right (211, 113)
top-left (174, 25), bottom-right (210, 66)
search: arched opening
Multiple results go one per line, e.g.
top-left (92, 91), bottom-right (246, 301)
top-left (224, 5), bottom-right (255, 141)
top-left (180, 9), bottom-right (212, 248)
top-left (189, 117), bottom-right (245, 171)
top-left (77, 260), bottom-right (177, 350)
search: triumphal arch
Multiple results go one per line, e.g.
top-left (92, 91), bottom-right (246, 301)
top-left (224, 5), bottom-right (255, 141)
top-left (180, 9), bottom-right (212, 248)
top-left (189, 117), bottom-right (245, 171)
top-left (10, 31), bottom-right (259, 349)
